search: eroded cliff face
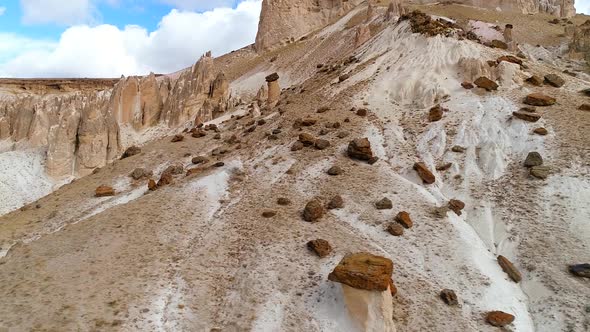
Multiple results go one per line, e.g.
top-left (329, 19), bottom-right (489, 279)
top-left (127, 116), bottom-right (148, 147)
top-left (413, 0), bottom-right (575, 17)
top-left (255, 0), bottom-right (365, 51)
top-left (0, 53), bottom-right (231, 178)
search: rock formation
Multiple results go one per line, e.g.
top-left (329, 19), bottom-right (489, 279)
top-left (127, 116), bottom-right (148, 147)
top-left (413, 0), bottom-right (574, 17)
top-left (0, 52), bottom-right (232, 178)
top-left (265, 72), bottom-right (280, 107)
top-left (255, 0), bottom-right (365, 51)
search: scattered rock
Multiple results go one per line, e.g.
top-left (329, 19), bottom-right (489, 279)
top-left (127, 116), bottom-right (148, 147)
top-left (394, 211), bottom-right (413, 228)
top-left (530, 166), bottom-right (550, 179)
top-left (158, 172), bottom-right (173, 187)
top-left (440, 289), bottom-right (459, 306)
top-left (376, 197), bottom-right (393, 210)
top-left (291, 141), bottom-right (305, 151)
top-left (277, 197), bottom-right (291, 206)
top-left (414, 162), bottom-right (436, 184)
top-left (213, 162), bottom-right (225, 167)
top-left (307, 239), bottom-right (333, 258)
top-left (347, 138), bottom-right (374, 161)
top-left (192, 156), bottom-right (209, 165)
top-left (95, 185), bottom-right (115, 197)
top-left (265, 72), bottom-right (279, 82)
top-left (262, 210), bottom-right (277, 218)
top-left (148, 179), bottom-right (157, 191)
top-left (339, 73), bottom-right (350, 82)
top-left (451, 146), bottom-right (466, 153)
top-left (428, 104), bottom-right (444, 122)
top-left (436, 163), bottom-right (453, 171)
top-left (387, 223), bottom-right (404, 236)
top-left (328, 195), bottom-right (344, 210)
top-left (447, 199), bottom-right (465, 215)
top-left (303, 199), bottom-right (325, 222)
top-left (533, 127), bottom-right (548, 135)
top-left (524, 93), bottom-right (556, 106)
top-left (171, 134), bottom-right (184, 142)
top-left (301, 118), bottom-right (317, 126)
top-left (328, 252), bottom-right (394, 291)
top-left (486, 311), bottom-right (515, 327)
top-left (544, 74), bottom-right (565, 87)
top-left (579, 104), bottom-right (590, 111)
top-left (497, 255), bottom-right (522, 282)
top-left (474, 77), bottom-right (499, 91)
top-left (299, 133), bottom-right (316, 146)
top-left (490, 39), bottom-right (508, 49)
top-left (356, 108), bottom-right (368, 117)
top-left (314, 139), bottom-right (330, 150)
top-left (526, 75), bottom-right (544, 86)
top-left (192, 130), bottom-right (207, 138)
top-left (461, 81), bottom-right (474, 89)
top-left (317, 106), bottom-right (330, 113)
top-left (520, 106), bottom-right (537, 113)
top-left (569, 264), bottom-right (590, 278)
top-left (130, 168), bottom-right (152, 180)
top-left (524, 152), bottom-right (543, 167)
top-left (513, 111), bottom-right (541, 122)
top-left (121, 146), bottom-right (141, 159)
top-left (327, 166), bottom-right (344, 176)
top-left (497, 55), bottom-right (522, 65)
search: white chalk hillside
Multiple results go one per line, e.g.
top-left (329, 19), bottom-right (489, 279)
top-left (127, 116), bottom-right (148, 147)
top-left (0, 3), bottom-right (589, 332)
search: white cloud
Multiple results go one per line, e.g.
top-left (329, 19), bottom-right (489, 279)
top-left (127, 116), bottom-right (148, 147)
top-left (0, 7), bottom-right (6, 16)
top-left (20, 0), bottom-right (97, 25)
top-left (159, 0), bottom-right (235, 11)
top-left (0, 0), bottom-right (262, 78)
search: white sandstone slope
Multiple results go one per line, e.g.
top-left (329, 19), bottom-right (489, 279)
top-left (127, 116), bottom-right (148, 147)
top-left (0, 2), bottom-right (589, 332)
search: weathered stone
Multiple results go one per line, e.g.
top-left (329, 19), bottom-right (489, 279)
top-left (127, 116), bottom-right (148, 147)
top-left (130, 168), bottom-right (152, 180)
top-left (524, 93), bottom-right (556, 106)
top-left (533, 127), bottom-right (548, 135)
top-left (277, 197), bottom-right (291, 206)
top-left (328, 252), bottom-right (394, 291)
top-left (486, 311), bottom-right (515, 327)
top-left (303, 199), bottom-right (325, 222)
top-left (213, 162), bottom-right (225, 167)
top-left (544, 74), bottom-right (565, 87)
top-left (148, 179), bottom-right (157, 191)
top-left (315, 139), bottom-right (331, 150)
top-left (395, 211), bottom-right (413, 228)
top-left (524, 152), bottom-right (543, 167)
top-left (95, 185), bottom-right (115, 197)
top-left (121, 146), bottom-right (141, 159)
top-left (376, 198), bottom-right (393, 210)
top-left (158, 172), bottom-right (173, 187)
top-left (490, 39), bottom-right (508, 49)
top-left (356, 108), bottom-right (368, 117)
top-left (513, 111), bottom-right (542, 122)
top-left (299, 133), bottom-right (316, 146)
top-left (265, 72), bottom-right (279, 82)
top-left (461, 81), bottom-right (474, 89)
top-left (448, 199), bottom-right (465, 216)
top-left (497, 255), bottom-right (522, 282)
top-left (474, 77), bottom-right (499, 91)
top-left (307, 239), bottom-right (333, 258)
top-left (339, 73), bottom-right (350, 82)
top-left (291, 141), bottom-right (305, 151)
top-left (387, 223), bottom-right (404, 236)
top-left (569, 263), bottom-right (590, 278)
top-left (451, 146), bottom-right (466, 153)
top-left (348, 138), bottom-right (374, 161)
top-left (327, 166), bottom-right (344, 176)
top-left (328, 195), bottom-right (344, 210)
top-left (429, 105), bottom-right (444, 122)
top-left (163, 165), bottom-right (184, 176)
top-left (414, 162), bottom-right (436, 184)
top-left (579, 104), bottom-right (590, 111)
top-left (171, 134), bottom-right (184, 142)
top-left (530, 166), bottom-right (550, 179)
top-left (526, 75), bottom-right (544, 86)
top-left (262, 210), bottom-right (277, 218)
top-left (440, 289), bottom-right (459, 306)
top-left (192, 156), bottom-right (209, 165)
top-left (497, 55), bottom-right (522, 65)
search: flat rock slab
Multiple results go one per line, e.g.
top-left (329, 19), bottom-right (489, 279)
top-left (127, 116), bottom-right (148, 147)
top-left (497, 255), bottom-right (522, 282)
top-left (569, 264), bottom-right (590, 278)
top-left (328, 252), bottom-right (394, 291)
top-left (524, 93), bottom-right (556, 106)
top-left (513, 111), bottom-right (541, 122)
top-left (486, 311), bottom-right (515, 327)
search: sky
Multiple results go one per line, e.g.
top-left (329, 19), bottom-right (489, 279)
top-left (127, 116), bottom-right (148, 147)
top-left (0, 0), bottom-right (262, 78)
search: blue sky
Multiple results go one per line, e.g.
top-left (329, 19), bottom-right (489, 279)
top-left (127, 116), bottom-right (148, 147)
top-left (0, 0), bottom-right (261, 77)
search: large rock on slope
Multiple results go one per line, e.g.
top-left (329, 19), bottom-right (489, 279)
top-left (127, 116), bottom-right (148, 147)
top-left (328, 252), bottom-right (394, 291)
top-left (255, 0), bottom-right (364, 51)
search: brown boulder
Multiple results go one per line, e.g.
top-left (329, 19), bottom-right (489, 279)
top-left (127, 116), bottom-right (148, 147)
top-left (158, 172), bottom-right (173, 187)
top-left (265, 72), bottom-right (279, 82)
top-left (530, 166), bottom-right (550, 179)
top-left (130, 168), bottom-right (152, 180)
top-left (347, 138), bottom-right (374, 161)
top-left (486, 311), bottom-right (515, 327)
top-left (262, 210), bottom-right (277, 218)
top-left (356, 108), bottom-right (368, 116)
top-left (328, 252), bottom-right (394, 291)
top-left (579, 104), bottom-right (590, 111)
top-left (395, 211), bottom-right (413, 228)
top-left (121, 146), bottom-right (141, 159)
top-left (414, 162), bottom-right (436, 184)
top-left (315, 139), bottom-right (331, 150)
top-left (376, 197), bottom-right (393, 210)
top-left (328, 195), bottom-right (344, 210)
top-left (533, 127), bottom-right (548, 135)
top-left (461, 81), bottom-right (474, 89)
top-left (192, 156), bottom-right (209, 165)
top-left (440, 289), bottom-right (459, 306)
top-left (497, 255), bottom-right (522, 282)
top-left (327, 166), bottom-right (344, 176)
top-left (148, 179), bottom-right (157, 191)
top-left (291, 141), bottom-right (305, 151)
top-left (171, 134), bottom-right (184, 142)
top-left (497, 55), bottom-right (522, 65)
top-left (339, 73), bottom-right (350, 82)
top-left (95, 185), bottom-right (115, 197)
top-left (448, 199), bottom-right (465, 216)
top-left (429, 105), bottom-right (444, 122)
top-left (387, 223), bottom-right (404, 236)
top-left (490, 39), bottom-right (508, 49)
top-left (307, 239), bottom-right (333, 258)
top-left (303, 199), bottom-right (325, 222)
top-left (544, 74), bottom-right (565, 87)
top-left (474, 77), bottom-right (498, 91)
top-left (513, 111), bottom-right (541, 122)
top-left (299, 133), bottom-right (316, 146)
top-left (526, 75), bottom-right (544, 86)
top-left (277, 197), bottom-right (291, 206)
top-left (524, 93), bottom-right (556, 106)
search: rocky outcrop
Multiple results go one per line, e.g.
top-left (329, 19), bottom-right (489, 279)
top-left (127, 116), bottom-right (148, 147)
top-left (255, 0), bottom-right (364, 51)
top-left (414, 0), bottom-right (574, 17)
top-left (0, 52), bottom-right (233, 178)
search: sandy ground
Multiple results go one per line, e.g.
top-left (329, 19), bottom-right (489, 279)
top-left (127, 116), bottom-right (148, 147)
top-left (0, 3), bottom-right (589, 332)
